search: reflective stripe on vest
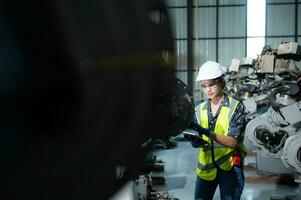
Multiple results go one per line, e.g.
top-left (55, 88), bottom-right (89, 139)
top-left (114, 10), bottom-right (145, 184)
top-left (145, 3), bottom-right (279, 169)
top-left (198, 151), bottom-right (233, 170)
top-left (195, 96), bottom-right (240, 180)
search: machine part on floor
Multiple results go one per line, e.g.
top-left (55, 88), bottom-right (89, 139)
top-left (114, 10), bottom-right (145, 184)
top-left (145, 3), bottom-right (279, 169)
top-left (111, 174), bottom-right (180, 200)
top-left (261, 44), bottom-right (273, 56)
top-left (246, 102), bottom-right (301, 178)
top-left (282, 134), bottom-right (301, 173)
top-left (242, 94), bottom-right (269, 116)
top-left (277, 42), bottom-right (301, 61)
top-left (111, 176), bottom-right (148, 200)
top-left (254, 127), bottom-right (288, 153)
top-left (258, 54), bottom-right (275, 73)
top-left (150, 175), bottom-right (166, 185)
top-left (275, 59), bottom-right (290, 74)
top-left (152, 137), bottom-right (177, 149)
top-left (1, 0), bottom-right (191, 199)
top-left (141, 155), bottom-right (165, 173)
top-left (148, 163), bottom-right (165, 172)
top-left (133, 176), bottom-right (148, 200)
top-left (240, 57), bottom-right (254, 66)
top-left (149, 192), bottom-right (179, 200)
top-left (229, 58), bottom-right (240, 72)
top-left (224, 43), bottom-right (300, 106)
top-left (295, 174), bottom-right (301, 183)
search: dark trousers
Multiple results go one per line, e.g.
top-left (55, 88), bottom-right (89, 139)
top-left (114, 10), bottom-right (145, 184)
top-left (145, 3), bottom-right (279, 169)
top-left (195, 167), bottom-right (244, 200)
top-left (233, 166), bottom-right (245, 200)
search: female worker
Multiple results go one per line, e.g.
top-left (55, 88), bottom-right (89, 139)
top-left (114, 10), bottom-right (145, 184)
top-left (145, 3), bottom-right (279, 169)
top-left (188, 61), bottom-right (247, 200)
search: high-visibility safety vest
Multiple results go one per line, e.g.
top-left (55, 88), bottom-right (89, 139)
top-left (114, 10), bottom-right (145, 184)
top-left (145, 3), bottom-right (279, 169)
top-left (194, 96), bottom-right (246, 181)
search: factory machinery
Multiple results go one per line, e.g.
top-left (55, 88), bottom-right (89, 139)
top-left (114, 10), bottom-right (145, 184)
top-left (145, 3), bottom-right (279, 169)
top-left (3, 0), bottom-right (301, 198)
top-left (111, 76), bottom-right (194, 200)
top-left (225, 42), bottom-right (301, 182)
top-left (125, 42), bottom-right (301, 199)
top-left (1, 0), bottom-right (195, 199)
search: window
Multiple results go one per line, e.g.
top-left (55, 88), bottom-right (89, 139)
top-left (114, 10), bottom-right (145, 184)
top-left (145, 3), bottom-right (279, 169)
top-left (247, 0), bottom-right (266, 58)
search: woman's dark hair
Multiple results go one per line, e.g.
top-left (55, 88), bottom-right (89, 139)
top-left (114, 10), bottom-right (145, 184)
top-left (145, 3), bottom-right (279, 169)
top-left (212, 77), bottom-right (225, 89)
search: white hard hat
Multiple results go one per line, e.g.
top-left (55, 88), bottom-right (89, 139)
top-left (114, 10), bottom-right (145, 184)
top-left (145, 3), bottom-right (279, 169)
top-left (196, 61), bottom-right (226, 81)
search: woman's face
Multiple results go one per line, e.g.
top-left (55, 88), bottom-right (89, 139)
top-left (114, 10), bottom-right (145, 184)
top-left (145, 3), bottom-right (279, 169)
top-left (201, 80), bottom-right (223, 99)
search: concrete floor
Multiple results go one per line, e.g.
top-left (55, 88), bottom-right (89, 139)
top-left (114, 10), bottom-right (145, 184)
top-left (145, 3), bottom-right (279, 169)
top-left (151, 136), bottom-right (301, 200)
